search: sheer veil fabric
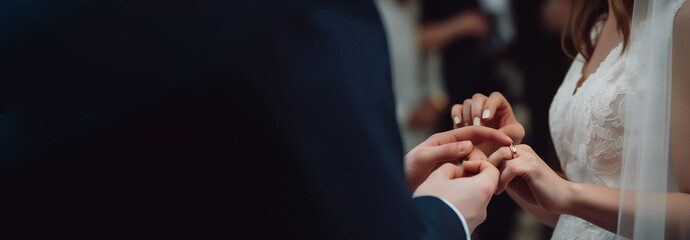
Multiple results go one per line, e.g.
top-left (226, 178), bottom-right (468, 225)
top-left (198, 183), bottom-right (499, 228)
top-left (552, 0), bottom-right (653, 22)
top-left (617, 0), bottom-right (686, 238)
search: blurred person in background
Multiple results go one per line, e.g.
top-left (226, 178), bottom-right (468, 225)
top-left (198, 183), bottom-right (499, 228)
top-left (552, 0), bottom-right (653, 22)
top-left (376, 0), bottom-right (446, 152)
top-left (419, 0), bottom-right (492, 132)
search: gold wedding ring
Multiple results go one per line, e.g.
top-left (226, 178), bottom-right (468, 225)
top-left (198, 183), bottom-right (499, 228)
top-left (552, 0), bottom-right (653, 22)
top-left (509, 143), bottom-right (517, 159)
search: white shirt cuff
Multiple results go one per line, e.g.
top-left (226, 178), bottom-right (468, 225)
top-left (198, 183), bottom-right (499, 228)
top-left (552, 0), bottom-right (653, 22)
top-left (437, 197), bottom-right (472, 240)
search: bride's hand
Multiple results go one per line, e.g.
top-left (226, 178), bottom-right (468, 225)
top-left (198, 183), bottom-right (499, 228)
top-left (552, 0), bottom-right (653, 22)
top-left (487, 144), bottom-right (573, 214)
top-left (451, 92), bottom-right (524, 144)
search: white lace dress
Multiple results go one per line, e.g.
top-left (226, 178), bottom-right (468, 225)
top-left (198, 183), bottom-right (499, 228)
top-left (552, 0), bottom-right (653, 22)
top-left (548, 38), bottom-right (630, 239)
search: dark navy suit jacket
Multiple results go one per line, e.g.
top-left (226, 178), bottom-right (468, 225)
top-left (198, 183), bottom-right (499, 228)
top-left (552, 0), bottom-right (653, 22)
top-left (1, 0), bottom-right (466, 238)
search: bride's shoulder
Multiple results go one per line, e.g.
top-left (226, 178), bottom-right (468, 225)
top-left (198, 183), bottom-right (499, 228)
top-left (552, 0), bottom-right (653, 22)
top-left (676, 1), bottom-right (690, 23)
top-left (674, 1), bottom-right (689, 57)
top-left (674, 1), bottom-right (689, 39)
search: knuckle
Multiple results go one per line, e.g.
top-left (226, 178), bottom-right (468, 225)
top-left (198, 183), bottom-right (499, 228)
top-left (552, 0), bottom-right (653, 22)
top-left (472, 93), bottom-right (486, 99)
top-left (435, 163), bottom-right (456, 175)
top-left (515, 125), bottom-right (526, 135)
top-left (490, 91), bottom-right (504, 98)
top-left (481, 184), bottom-right (494, 197)
top-left (499, 148), bottom-right (512, 159)
top-left (440, 162), bottom-right (455, 170)
top-left (463, 99), bottom-right (472, 105)
top-left (443, 144), bottom-right (457, 156)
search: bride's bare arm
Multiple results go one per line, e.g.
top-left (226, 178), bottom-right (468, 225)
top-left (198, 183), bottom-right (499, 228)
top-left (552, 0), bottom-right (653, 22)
top-left (560, 182), bottom-right (620, 233)
top-left (667, 3), bottom-right (690, 238)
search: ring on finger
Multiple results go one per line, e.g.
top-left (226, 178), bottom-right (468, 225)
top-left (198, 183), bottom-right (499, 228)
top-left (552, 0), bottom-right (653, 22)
top-left (509, 143), bottom-right (517, 159)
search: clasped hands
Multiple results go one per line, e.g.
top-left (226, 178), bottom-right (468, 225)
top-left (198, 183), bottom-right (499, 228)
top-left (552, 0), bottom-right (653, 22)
top-left (406, 92), bottom-right (572, 233)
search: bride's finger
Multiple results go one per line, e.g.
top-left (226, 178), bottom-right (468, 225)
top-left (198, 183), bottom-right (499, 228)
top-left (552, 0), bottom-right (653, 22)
top-left (471, 93), bottom-right (488, 126)
top-left (496, 158), bottom-right (531, 194)
top-left (487, 146), bottom-right (513, 167)
top-left (462, 99), bottom-right (472, 126)
top-left (483, 92), bottom-right (508, 121)
top-left (451, 104), bottom-right (463, 128)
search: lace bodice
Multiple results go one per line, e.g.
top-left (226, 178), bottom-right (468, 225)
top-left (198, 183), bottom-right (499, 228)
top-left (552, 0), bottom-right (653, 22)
top-left (548, 40), bottom-right (632, 239)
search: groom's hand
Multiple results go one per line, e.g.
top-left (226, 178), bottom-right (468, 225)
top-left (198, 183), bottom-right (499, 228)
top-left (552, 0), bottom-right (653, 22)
top-left (405, 126), bottom-right (512, 191)
top-left (413, 161), bottom-right (500, 233)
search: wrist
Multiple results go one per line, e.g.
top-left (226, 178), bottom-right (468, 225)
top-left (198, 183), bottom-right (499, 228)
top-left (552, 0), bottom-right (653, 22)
top-left (561, 181), bottom-right (581, 215)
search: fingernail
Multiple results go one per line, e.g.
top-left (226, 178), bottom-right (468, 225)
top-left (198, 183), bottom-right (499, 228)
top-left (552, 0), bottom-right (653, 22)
top-left (473, 117), bottom-right (480, 126)
top-left (454, 116), bottom-right (461, 125)
top-left (458, 141), bottom-right (470, 152)
top-left (482, 109), bottom-right (490, 119)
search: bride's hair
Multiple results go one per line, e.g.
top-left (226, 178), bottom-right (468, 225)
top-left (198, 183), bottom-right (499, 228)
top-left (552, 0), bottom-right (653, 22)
top-left (562, 0), bottom-right (634, 61)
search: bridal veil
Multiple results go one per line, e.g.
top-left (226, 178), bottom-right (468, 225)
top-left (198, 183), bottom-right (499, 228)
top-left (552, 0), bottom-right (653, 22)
top-left (618, 0), bottom-right (687, 238)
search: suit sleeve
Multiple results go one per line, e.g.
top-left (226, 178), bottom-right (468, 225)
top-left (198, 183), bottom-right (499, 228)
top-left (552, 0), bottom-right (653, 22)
top-left (415, 196), bottom-right (471, 240)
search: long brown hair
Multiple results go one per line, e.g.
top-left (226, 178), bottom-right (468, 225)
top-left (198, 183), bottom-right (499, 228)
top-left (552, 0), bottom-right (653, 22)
top-left (562, 0), bottom-right (634, 61)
